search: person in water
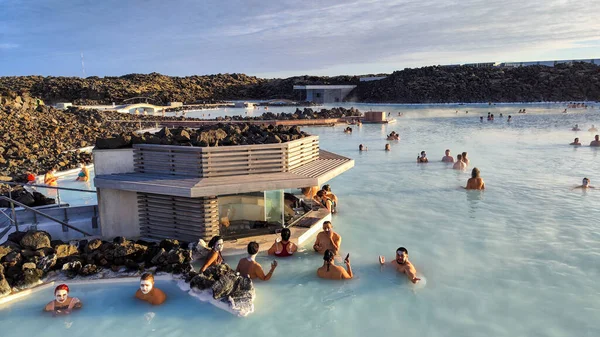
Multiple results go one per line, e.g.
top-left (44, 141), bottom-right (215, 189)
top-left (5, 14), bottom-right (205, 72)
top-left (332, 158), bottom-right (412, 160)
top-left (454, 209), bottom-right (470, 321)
top-left (315, 190), bottom-right (335, 213)
top-left (135, 273), bottom-right (167, 305)
top-left (572, 124), bottom-right (581, 131)
top-left (44, 284), bottom-right (82, 314)
top-left (44, 167), bottom-right (58, 187)
top-left (570, 138), bottom-right (582, 146)
top-left (75, 162), bottom-right (89, 182)
top-left (453, 154), bottom-right (466, 170)
top-left (465, 167), bottom-right (485, 190)
top-left (574, 178), bottom-right (594, 189)
top-left (590, 135), bottom-right (600, 147)
top-left (417, 151), bottom-right (428, 163)
top-left (200, 235), bottom-right (224, 272)
top-left (461, 152), bottom-right (470, 166)
top-left (359, 144), bottom-right (368, 151)
top-left (385, 144), bottom-right (391, 151)
top-left (268, 228), bottom-right (297, 257)
top-left (589, 125), bottom-right (598, 132)
top-left (507, 115), bottom-right (512, 122)
top-left (313, 221), bottom-right (341, 255)
top-left (378, 247), bottom-right (420, 284)
top-left (236, 242), bottom-right (278, 281)
top-left (321, 184), bottom-right (338, 205)
top-left (317, 249), bottom-right (352, 280)
top-left (442, 149), bottom-right (454, 163)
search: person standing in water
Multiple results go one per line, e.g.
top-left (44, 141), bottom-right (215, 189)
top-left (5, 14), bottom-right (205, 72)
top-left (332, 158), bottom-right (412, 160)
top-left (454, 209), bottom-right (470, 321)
top-left (44, 167), bottom-right (58, 187)
top-left (236, 242), bottom-right (278, 281)
top-left (313, 221), bottom-right (341, 255)
top-left (135, 273), bottom-right (167, 305)
top-left (317, 249), bottom-right (352, 280)
top-left (378, 247), bottom-right (420, 284)
top-left (574, 178), bottom-right (594, 189)
top-left (465, 167), bottom-right (485, 190)
top-left (442, 149), bottom-right (454, 163)
top-left (453, 154), bottom-right (466, 170)
top-left (200, 236), bottom-right (225, 272)
top-left (44, 284), bottom-right (82, 314)
top-left (590, 135), bottom-right (600, 147)
top-left (268, 228), bottom-right (297, 257)
top-left (417, 151), bottom-right (428, 163)
top-left (570, 138), bottom-right (582, 146)
top-left (461, 152), bottom-right (470, 166)
top-left (75, 162), bottom-right (89, 182)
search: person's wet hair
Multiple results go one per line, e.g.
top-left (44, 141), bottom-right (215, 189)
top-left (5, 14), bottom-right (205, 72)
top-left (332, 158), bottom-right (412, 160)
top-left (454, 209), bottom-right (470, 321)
top-left (141, 273), bottom-right (154, 282)
top-left (457, 154), bottom-right (462, 159)
top-left (397, 247), bottom-right (408, 255)
top-left (322, 184), bottom-right (331, 192)
top-left (462, 152), bottom-right (468, 157)
top-left (323, 221), bottom-right (332, 227)
top-left (281, 228), bottom-right (291, 241)
top-left (316, 190), bottom-right (325, 197)
top-left (208, 235), bottom-right (222, 249)
top-left (323, 249), bottom-right (335, 271)
top-left (472, 167), bottom-right (480, 178)
top-left (247, 241), bottom-right (259, 255)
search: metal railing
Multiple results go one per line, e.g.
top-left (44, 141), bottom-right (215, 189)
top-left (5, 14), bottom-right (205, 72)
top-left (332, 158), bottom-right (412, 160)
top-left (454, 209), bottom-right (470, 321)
top-left (1, 182), bottom-right (97, 236)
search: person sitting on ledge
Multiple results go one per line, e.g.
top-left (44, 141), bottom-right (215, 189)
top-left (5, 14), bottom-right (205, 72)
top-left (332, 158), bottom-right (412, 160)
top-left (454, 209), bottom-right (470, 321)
top-left (44, 284), bottom-right (82, 314)
top-left (135, 273), bottom-right (166, 305)
top-left (321, 184), bottom-right (338, 205)
top-left (75, 162), bottom-right (89, 182)
top-left (417, 151), bottom-right (428, 163)
top-left (315, 190), bottom-right (336, 213)
top-left (200, 235), bottom-right (224, 272)
top-left (465, 167), bottom-right (485, 190)
top-left (236, 242), bottom-right (277, 281)
top-left (574, 177), bottom-right (594, 189)
top-left (442, 149), bottom-right (454, 163)
top-left (317, 249), bottom-right (352, 280)
top-left (44, 167), bottom-right (58, 187)
top-left (268, 228), bottom-right (297, 257)
top-left (378, 247), bottom-right (420, 284)
top-left (453, 154), bottom-right (466, 170)
top-left (590, 135), bottom-right (600, 147)
top-left (570, 138), bottom-right (582, 146)
top-left (313, 221), bottom-right (341, 255)
top-left (359, 144), bottom-right (368, 151)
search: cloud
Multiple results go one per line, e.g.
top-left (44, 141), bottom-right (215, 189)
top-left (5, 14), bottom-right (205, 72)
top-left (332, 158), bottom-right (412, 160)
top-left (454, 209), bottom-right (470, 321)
top-left (0, 0), bottom-right (599, 76)
top-left (0, 43), bottom-right (18, 49)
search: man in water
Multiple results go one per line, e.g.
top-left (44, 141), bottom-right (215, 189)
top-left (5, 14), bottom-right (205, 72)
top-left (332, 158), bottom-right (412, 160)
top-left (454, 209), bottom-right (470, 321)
top-left (453, 154), bottom-right (466, 170)
top-left (417, 151), bottom-right (428, 163)
top-left (574, 178), bottom-right (594, 189)
top-left (461, 152), bottom-right (470, 166)
top-left (572, 124), bottom-right (581, 131)
top-left (317, 249), bottom-right (352, 280)
top-left (313, 221), bottom-right (341, 255)
top-left (268, 228), bottom-right (297, 257)
top-left (135, 273), bottom-right (167, 305)
top-left (570, 138), bottom-right (582, 146)
top-left (44, 284), bottom-right (82, 314)
top-left (378, 247), bottom-right (420, 284)
top-left (590, 135), bottom-right (600, 147)
top-left (385, 144), bottom-right (391, 151)
top-left (507, 115), bottom-right (512, 122)
top-left (465, 167), bottom-right (485, 190)
top-left (441, 149), bottom-right (454, 163)
top-left (589, 125), bottom-right (598, 132)
top-left (359, 144), bottom-right (367, 151)
top-left (236, 242), bottom-right (278, 280)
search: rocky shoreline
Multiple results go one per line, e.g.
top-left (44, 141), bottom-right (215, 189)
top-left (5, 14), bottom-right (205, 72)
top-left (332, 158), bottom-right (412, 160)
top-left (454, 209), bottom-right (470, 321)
top-left (0, 230), bottom-right (255, 315)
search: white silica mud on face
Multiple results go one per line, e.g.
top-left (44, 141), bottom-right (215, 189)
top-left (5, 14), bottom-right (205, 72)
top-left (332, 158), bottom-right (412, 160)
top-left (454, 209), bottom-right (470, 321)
top-left (1, 104), bottom-right (600, 337)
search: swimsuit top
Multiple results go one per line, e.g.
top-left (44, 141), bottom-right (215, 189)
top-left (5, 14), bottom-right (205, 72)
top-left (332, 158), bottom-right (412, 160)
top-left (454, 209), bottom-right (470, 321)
top-left (48, 298), bottom-right (77, 311)
top-left (274, 241), bottom-right (292, 257)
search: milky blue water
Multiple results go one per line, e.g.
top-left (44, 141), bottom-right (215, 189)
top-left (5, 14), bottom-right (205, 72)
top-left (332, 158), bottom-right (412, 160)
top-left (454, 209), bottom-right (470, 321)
top-left (3, 104), bottom-right (599, 337)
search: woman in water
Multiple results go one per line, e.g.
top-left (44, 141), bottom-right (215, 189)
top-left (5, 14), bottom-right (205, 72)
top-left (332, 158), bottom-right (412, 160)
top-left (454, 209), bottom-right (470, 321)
top-left (75, 162), bottom-right (89, 182)
top-left (315, 190), bottom-right (335, 213)
top-left (44, 167), bottom-right (58, 187)
top-left (44, 284), bottom-right (82, 314)
top-left (200, 236), bottom-right (224, 273)
top-left (317, 249), bottom-right (352, 280)
top-left (465, 167), bottom-right (485, 190)
top-left (268, 228), bottom-right (297, 257)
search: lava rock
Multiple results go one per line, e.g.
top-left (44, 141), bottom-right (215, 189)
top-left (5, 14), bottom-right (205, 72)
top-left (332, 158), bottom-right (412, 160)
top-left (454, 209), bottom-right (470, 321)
top-left (20, 231), bottom-right (51, 250)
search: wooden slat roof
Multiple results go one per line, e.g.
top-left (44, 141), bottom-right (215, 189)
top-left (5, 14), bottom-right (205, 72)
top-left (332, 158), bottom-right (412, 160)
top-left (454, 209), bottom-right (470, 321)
top-left (95, 150), bottom-right (354, 197)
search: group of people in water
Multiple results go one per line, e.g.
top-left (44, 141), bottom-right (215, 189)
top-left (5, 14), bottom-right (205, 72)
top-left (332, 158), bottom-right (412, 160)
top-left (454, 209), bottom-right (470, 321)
top-left (42, 162), bottom-right (90, 187)
top-left (570, 134), bottom-right (600, 146)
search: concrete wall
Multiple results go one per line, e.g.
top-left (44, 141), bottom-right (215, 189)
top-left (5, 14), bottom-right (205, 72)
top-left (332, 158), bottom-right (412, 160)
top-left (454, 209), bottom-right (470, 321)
top-left (98, 188), bottom-right (140, 238)
top-left (93, 148), bottom-right (135, 175)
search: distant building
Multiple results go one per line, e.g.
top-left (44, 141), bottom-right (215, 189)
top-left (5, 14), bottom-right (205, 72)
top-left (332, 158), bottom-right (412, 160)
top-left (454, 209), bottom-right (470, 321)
top-left (498, 58), bottom-right (600, 68)
top-left (463, 62), bottom-right (496, 68)
top-left (54, 102), bottom-right (72, 110)
top-left (293, 85), bottom-right (357, 103)
top-left (168, 102), bottom-right (183, 107)
top-left (359, 76), bottom-right (387, 82)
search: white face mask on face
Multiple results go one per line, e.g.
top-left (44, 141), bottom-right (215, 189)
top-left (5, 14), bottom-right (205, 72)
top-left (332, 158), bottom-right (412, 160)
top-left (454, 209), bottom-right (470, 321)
top-left (140, 280), bottom-right (153, 294)
top-left (55, 290), bottom-right (68, 304)
top-left (215, 239), bottom-right (224, 252)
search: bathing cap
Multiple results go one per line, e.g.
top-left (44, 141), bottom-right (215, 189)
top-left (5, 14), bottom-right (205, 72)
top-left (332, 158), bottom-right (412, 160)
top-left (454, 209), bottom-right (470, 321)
top-left (55, 284), bottom-right (69, 294)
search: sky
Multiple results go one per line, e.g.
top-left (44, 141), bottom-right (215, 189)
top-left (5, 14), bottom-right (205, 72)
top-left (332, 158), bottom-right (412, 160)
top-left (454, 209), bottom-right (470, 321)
top-left (0, 0), bottom-right (599, 78)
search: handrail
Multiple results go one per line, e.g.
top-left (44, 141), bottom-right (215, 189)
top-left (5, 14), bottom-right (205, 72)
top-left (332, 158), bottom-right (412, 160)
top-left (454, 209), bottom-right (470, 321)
top-left (1, 181), bottom-right (97, 193)
top-left (0, 196), bottom-right (92, 236)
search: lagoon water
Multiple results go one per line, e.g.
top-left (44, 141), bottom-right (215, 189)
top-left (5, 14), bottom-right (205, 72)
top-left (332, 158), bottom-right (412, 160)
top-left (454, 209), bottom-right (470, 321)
top-left (3, 104), bottom-right (599, 337)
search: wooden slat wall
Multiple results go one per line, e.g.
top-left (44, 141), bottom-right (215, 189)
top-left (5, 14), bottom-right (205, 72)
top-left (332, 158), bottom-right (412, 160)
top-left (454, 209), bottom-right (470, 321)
top-left (138, 193), bottom-right (219, 242)
top-left (133, 136), bottom-right (320, 178)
